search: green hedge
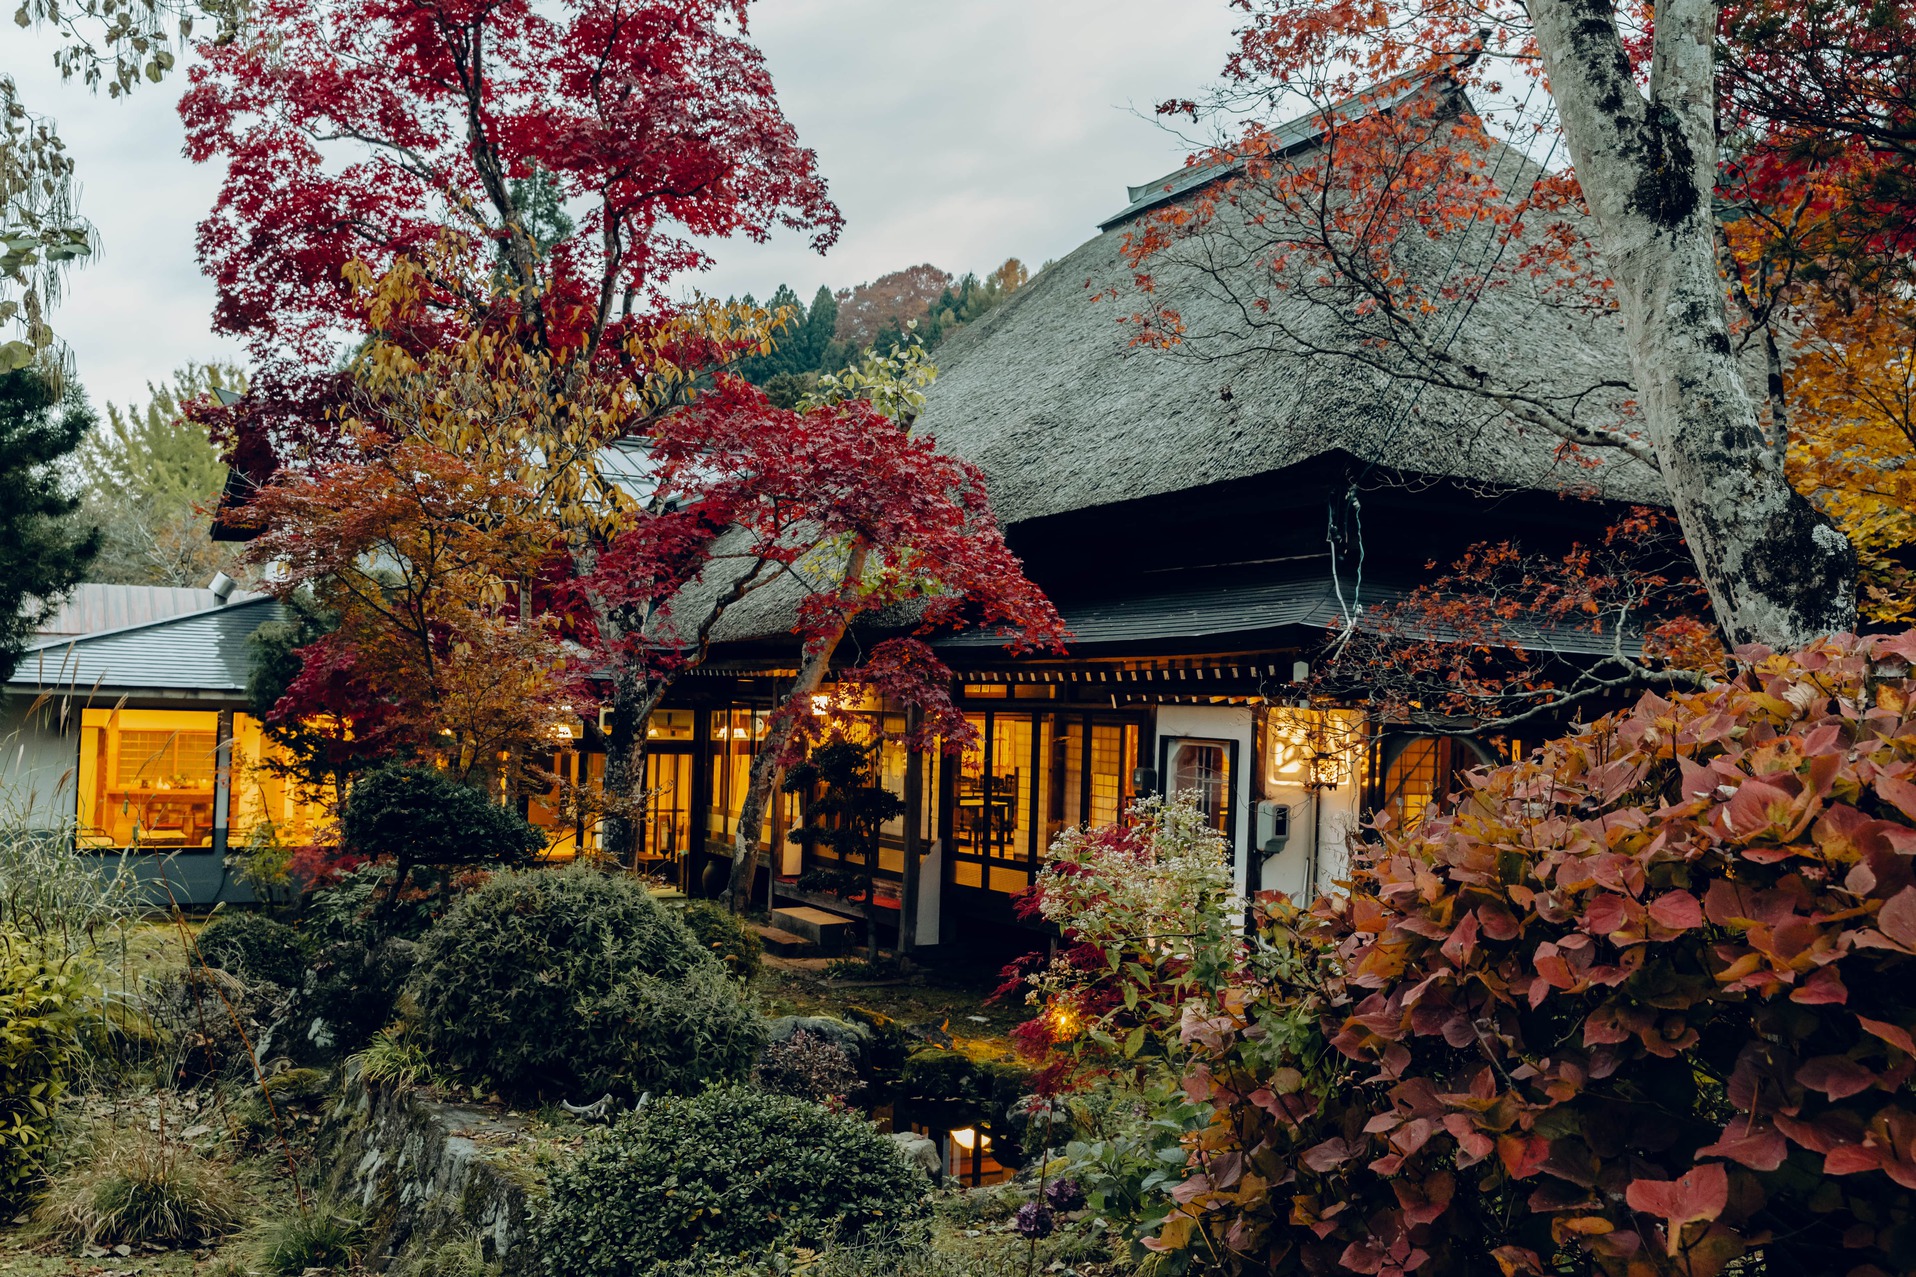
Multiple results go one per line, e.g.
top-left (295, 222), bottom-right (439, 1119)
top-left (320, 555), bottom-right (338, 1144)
top-left (410, 868), bottom-right (762, 1101)
top-left (531, 1087), bottom-right (929, 1275)
top-left (195, 911), bottom-right (305, 989)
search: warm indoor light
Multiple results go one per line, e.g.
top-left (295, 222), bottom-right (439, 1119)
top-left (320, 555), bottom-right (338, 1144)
top-left (949, 1127), bottom-right (979, 1151)
top-left (1266, 708), bottom-right (1360, 789)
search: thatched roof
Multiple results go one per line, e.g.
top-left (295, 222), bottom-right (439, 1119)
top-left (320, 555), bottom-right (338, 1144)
top-left (909, 106), bottom-right (1667, 526)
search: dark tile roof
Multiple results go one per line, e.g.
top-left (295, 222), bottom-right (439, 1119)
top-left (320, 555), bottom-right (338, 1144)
top-left (8, 597), bottom-right (286, 695)
top-left (936, 571), bottom-right (1627, 658)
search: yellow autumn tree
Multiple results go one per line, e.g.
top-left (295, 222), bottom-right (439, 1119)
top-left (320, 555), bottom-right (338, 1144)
top-left (1785, 296), bottom-right (1916, 623)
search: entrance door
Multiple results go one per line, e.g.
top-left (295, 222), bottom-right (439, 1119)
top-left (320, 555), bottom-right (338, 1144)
top-left (1159, 737), bottom-right (1237, 840)
top-left (642, 750), bottom-right (694, 869)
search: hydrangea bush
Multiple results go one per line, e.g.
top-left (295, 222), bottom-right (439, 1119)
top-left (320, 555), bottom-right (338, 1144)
top-left (1015, 635), bottom-right (1916, 1277)
top-left (1146, 634), bottom-right (1916, 1276)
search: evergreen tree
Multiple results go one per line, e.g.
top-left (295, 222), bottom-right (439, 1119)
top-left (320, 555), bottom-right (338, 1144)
top-left (78, 362), bottom-right (245, 587)
top-left (0, 366), bottom-right (98, 680)
top-left (507, 170), bottom-right (575, 254)
top-left (798, 284), bottom-right (837, 371)
top-left (733, 284), bottom-right (804, 382)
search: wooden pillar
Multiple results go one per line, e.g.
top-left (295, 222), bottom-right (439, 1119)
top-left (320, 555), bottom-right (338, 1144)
top-left (900, 706), bottom-right (924, 955)
top-left (212, 708), bottom-right (234, 862)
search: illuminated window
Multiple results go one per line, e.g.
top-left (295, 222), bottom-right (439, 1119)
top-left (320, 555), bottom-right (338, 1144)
top-left (644, 709), bottom-right (695, 741)
top-left (1088, 723), bottom-right (1138, 828)
top-left (1380, 737), bottom-right (1449, 828)
top-left (230, 714), bottom-right (334, 847)
top-left (78, 709), bottom-right (220, 850)
top-left (1265, 708), bottom-right (1362, 790)
top-left (643, 751), bottom-right (693, 864)
top-left (706, 708), bottom-right (779, 852)
top-left (954, 713), bottom-right (1034, 889)
top-left (1038, 714), bottom-right (1083, 849)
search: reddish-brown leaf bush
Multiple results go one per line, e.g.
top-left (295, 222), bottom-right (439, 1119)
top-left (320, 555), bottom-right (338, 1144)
top-left (1154, 632), bottom-right (1916, 1276)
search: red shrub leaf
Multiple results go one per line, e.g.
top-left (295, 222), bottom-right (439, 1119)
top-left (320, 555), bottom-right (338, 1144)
top-left (1624, 1163), bottom-right (1729, 1240)
top-left (1859, 1016), bottom-right (1916, 1057)
top-left (1647, 890), bottom-right (1703, 932)
top-left (1797, 1055), bottom-right (1879, 1099)
top-left (1697, 1121), bottom-right (1788, 1171)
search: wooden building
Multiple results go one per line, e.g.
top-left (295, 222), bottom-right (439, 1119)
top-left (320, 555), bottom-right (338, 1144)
top-left (3, 84), bottom-right (1666, 932)
top-left (633, 99), bottom-right (1665, 950)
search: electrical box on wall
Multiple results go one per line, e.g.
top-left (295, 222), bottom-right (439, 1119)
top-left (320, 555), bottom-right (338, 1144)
top-left (1255, 800), bottom-right (1290, 853)
top-left (1254, 792), bottom-right (1319, 901)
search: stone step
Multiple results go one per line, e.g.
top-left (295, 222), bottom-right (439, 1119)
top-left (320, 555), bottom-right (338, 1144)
top-left (748, 923), bottom-right (817, 958)
top-left (768, 905), bottom-right (858, 952)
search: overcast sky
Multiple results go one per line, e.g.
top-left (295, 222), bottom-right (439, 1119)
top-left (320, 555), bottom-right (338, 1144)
top-left (4, 1), bottom-right (1242, 412)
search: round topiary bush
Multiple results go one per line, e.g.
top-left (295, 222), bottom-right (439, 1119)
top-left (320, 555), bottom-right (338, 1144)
top-left (677, 900), bottom-right (761, 982)
top-left (531, 1087), bottom-right (930, 1275)
top-left (410, 867), bottom-right (764, 1101)
top-left (195, 911), bottom-right (305, 990)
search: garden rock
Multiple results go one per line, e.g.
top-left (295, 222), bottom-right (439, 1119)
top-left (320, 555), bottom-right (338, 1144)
top-left (887, 1132), bottom-right (942, 1184)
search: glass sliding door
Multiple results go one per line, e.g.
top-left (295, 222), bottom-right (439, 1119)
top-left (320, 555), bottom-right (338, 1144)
top-left (1088, 722), bottom-right (1139, 829)
top-left (948, 709), bottom-right (1140, 901)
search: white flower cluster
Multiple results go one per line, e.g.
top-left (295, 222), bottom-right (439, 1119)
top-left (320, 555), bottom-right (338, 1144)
top-left (1032, 791), bottom-right (1240, 963)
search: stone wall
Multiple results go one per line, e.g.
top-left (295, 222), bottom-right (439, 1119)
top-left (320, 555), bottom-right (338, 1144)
top-left (324, 1073), bottom-right (547, 1273)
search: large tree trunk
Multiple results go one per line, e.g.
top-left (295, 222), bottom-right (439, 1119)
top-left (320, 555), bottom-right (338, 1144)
top-left (1528, 0), bottom-right (1856, 648)
top-left (727, 541), bottom-right (869, 912)
top-left (599, 663), bottom-right (650, 864)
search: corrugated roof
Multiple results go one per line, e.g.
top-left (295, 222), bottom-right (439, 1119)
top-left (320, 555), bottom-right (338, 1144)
top-left (8, 597), bottom-right (286, 694)
top-left (34, 584), bottom-right (263, 639)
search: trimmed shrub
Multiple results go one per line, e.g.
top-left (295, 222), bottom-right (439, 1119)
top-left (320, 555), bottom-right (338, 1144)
top-left (531, 1086), bottom-right (930, 1275)
top-left (339, 762), bottom-right (545, 906)
top-left (678, 900), bottom-right (761, 981)
top-left (296, 864), bottom-right (436, 1054)
top-left (195, 910), bottom-right (304, 989)
top-left (411, 867), bottom-right (763, 1101)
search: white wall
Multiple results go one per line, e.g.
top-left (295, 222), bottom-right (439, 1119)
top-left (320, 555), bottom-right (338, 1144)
top-left (0, 694), bottom-right (79, 830)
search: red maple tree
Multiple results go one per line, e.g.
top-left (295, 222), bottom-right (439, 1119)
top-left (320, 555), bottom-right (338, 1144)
top-left (180, 0), bottom-right (839, 372)
top-left (182, 0), bottom-right (1066, 866)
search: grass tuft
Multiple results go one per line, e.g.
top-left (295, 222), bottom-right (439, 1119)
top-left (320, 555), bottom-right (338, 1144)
top-left (253, 1205), bottom-right (363, 1275)
top-left (36, 1127), bottom-right (242, 1248)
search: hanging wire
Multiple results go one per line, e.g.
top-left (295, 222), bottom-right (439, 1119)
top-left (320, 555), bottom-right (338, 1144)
top-left (1324, 70), bottom-right (1565, 655)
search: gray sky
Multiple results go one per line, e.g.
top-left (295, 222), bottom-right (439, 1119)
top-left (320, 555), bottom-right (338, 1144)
top-left (4, 1), bottom-right (1241, 413)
